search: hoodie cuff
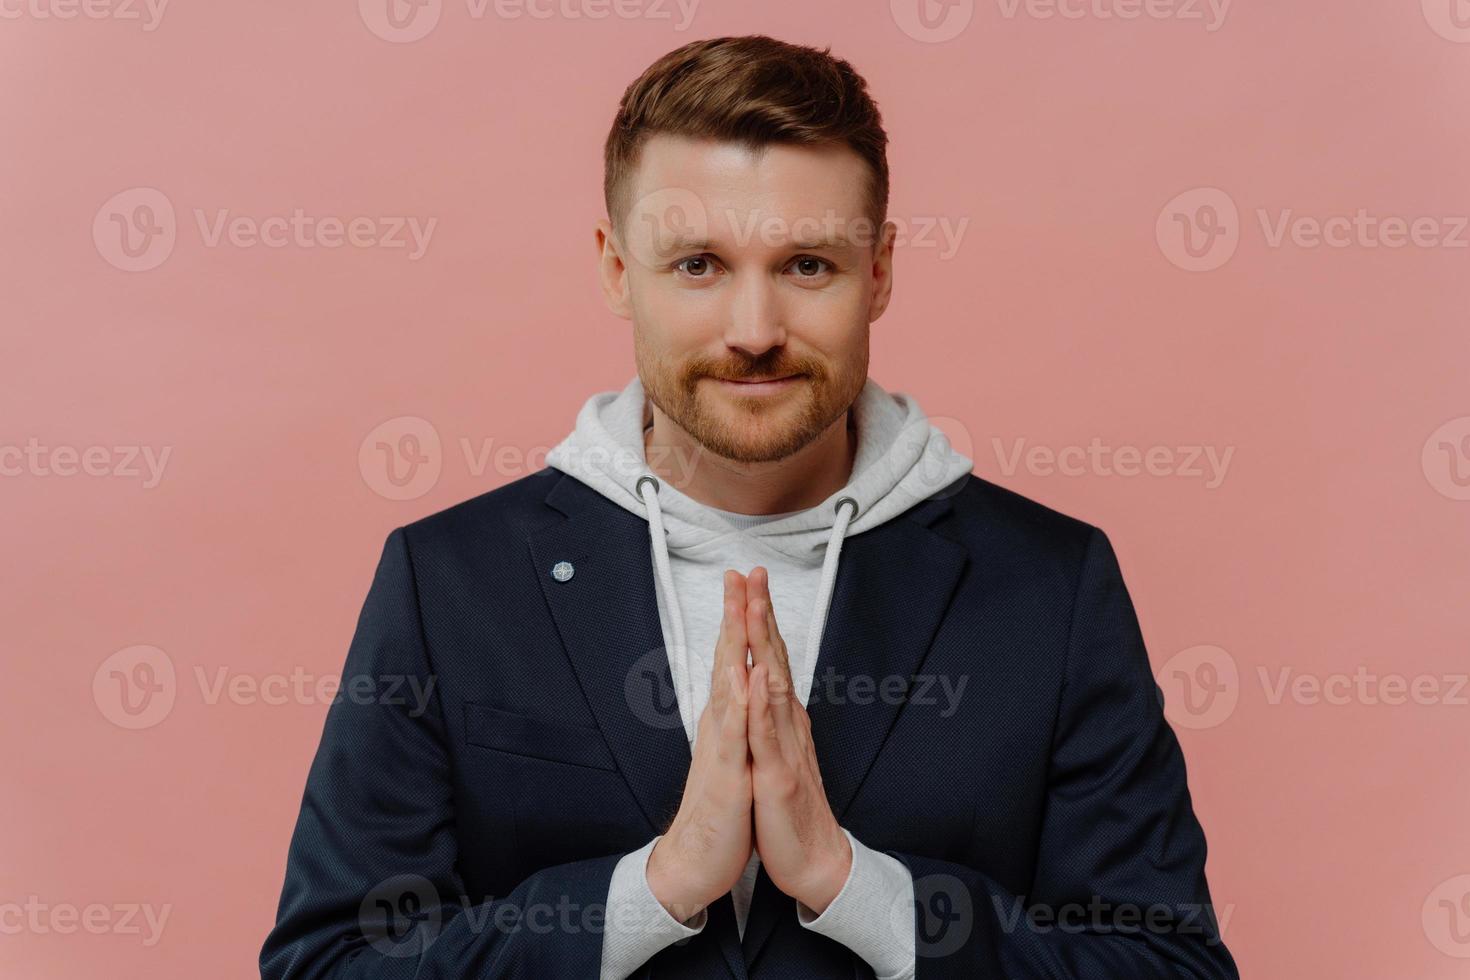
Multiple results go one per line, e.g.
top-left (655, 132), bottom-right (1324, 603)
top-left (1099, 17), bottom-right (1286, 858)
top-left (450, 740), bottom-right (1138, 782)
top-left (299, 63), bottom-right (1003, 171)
top-left (796, 828), bottom-right (916, 980)
top-left (599, 836), bottom-right (707, 980)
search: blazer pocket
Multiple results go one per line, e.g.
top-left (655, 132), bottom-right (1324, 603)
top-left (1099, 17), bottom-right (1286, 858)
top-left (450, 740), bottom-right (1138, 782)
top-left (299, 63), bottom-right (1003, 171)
top-left (463, 702), bottom-right (618, 772)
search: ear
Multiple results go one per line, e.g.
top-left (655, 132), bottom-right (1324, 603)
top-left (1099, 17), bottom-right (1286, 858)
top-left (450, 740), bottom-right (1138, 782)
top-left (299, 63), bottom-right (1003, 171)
top-left (867, 219), bottom-right (898, 324)
top-left (594, 217), bottom-right (634, 320)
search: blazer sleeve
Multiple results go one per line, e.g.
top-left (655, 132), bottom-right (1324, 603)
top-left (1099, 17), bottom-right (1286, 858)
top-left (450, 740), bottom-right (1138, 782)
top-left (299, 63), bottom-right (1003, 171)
top-left (260, 527), bottom-right (622, 979)
top-left (885, 527), bottom-right (1240, 979)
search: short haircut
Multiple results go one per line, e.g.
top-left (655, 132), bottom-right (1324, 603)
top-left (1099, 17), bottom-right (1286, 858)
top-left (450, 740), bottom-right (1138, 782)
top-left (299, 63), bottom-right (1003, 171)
top-left (603, 35), bottom-right (890, 235)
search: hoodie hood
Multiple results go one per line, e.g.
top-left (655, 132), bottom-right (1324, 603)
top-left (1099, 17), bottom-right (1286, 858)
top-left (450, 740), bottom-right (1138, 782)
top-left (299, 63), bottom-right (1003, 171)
top-left (544, 373), bottom-right (973, 565)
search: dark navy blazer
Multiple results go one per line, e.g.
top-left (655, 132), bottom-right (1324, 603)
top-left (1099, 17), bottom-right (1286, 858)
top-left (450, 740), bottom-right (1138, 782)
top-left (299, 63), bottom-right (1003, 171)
top-left (261, 467), bottom-right (1240, 979)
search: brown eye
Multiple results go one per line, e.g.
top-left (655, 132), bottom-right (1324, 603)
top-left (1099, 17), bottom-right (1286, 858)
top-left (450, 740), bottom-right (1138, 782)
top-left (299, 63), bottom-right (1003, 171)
top-left (678, 256), bottom-right (711, 276)
top-left (793, 257), bottom-right (827, 277)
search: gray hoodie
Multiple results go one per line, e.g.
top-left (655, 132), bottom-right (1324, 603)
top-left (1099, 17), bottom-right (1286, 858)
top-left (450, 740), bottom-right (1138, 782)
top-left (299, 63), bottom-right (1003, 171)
top-left (544, 372), bottom-right (973, 980)
top-left (545, 372), bottom-right (974, 728)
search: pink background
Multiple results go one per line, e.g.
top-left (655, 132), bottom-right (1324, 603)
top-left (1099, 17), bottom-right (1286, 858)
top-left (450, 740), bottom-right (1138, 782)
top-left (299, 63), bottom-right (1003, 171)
top-left (4, 1), bottom-right (1469, 977)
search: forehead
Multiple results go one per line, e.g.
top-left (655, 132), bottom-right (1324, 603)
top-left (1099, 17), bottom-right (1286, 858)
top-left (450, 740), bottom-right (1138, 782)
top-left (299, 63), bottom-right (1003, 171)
top-left (624, 133), bottom-right (872, 246)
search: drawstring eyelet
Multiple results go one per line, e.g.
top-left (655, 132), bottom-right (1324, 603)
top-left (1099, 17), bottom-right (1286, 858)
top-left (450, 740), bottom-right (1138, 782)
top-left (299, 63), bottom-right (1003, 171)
top-left (636, 474), bottom-right (660, 498)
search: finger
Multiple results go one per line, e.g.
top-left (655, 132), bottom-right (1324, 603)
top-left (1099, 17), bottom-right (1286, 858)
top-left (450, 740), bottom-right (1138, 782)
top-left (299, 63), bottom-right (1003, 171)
top-left (746, 587), bottom-right (796, 740)
top-left (719, 664), bottom-right (749, 764)
top-left (747, 663), bottom-right (783, 768)
top-left (711, 571), bottom-right (748, 708)
top-left (747, 566), bottom-right (792, 685)
top-left (744, 567), bottom-right (776, 674)
top-left (761, 582), bottom-right (793, 686)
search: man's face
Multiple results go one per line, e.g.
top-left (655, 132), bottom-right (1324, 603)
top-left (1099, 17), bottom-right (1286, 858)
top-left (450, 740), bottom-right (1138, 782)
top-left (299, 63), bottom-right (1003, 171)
top-left (597, 133), bottom-right (894, 465)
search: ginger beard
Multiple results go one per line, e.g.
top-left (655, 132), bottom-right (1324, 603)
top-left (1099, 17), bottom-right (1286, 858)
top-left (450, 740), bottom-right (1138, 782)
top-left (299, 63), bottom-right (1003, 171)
top-left (635, 332), bottom-right (868, 465)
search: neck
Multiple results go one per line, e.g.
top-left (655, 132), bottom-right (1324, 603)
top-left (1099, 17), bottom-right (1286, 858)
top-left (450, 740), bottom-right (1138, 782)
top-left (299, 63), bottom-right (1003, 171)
top-left (642, 407), bottom-right (856, 516)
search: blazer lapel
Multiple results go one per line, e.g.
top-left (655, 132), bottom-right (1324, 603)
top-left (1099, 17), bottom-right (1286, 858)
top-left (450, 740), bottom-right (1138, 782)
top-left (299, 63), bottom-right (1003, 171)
top-left (528, 473), bottom-right (747, 980)
top-left (742, 496), bottom-right (970, 969)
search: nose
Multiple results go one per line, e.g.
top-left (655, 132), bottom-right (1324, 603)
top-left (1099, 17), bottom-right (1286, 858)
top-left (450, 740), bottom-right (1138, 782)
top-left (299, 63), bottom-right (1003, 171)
top-left (722, 272), bottom-right (786, 358)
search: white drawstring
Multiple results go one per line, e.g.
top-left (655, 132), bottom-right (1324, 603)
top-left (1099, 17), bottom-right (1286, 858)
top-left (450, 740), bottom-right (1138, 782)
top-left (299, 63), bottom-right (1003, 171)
top-left (636, 474), bottom-right (859, 739)
top-left (637, 475), bottom-right (695, 738)
top-left (804, 495), bottom-right (858, 703)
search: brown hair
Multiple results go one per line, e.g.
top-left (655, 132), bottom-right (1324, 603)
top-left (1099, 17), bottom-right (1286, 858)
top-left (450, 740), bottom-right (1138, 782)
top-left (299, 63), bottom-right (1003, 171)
top-left (603, 35), bottom-right (889, 235)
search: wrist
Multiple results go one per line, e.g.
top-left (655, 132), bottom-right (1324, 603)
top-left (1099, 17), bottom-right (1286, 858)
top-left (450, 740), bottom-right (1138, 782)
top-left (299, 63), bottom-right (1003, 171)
top-left (647, 835), bottom-right (710, 923)
top-left (794, 830), bottom-right (852, 914)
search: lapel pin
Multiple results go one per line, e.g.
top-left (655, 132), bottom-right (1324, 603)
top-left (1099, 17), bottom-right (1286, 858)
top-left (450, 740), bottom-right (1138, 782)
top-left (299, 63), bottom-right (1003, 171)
top-left (551, 560), bottom-right (575, 582)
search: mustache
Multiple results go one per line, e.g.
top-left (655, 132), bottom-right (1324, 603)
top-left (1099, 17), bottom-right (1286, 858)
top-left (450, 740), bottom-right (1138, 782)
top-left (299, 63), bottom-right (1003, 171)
top-left (688, 359), bottom-right (818, 383)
